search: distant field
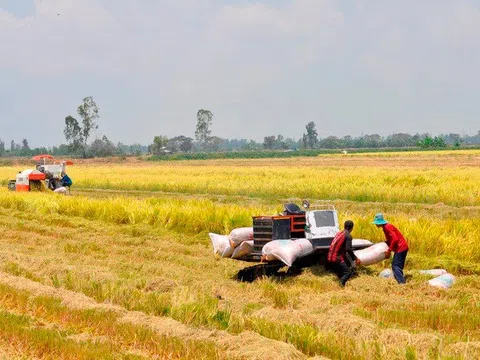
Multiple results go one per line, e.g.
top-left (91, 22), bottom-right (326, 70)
top-left (2, 150), bottom-right (479, 206)
top-left (0, 150), bottom-right (479, 359)
top-left (146, 147), bottom-right (480, 161)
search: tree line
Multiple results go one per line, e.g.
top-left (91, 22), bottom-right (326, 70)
top-left (1, 96), bottom-right (479, 158)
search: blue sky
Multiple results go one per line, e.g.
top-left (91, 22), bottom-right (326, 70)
top-left (0, 0), bottom-right (35, 17)
top-left (1, 0), bottom-right (480, 147)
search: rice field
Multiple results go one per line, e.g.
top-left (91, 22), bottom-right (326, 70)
top-left (0, 150), bottom-right (479, 359)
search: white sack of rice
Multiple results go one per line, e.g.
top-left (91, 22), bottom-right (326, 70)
top-left (352, 239), bottom-right (373, 247)
top-left (428, 273), bottom-right (456, 289)
top-left (54, 186), bottom-right (68, 194)
top-left (209, 233), bottom-right (233, 258)
top-left (229, 227), bottom-right (254, 247)
top-left (262, 239), bottom-right (313, 267)
top-left (354, 242), bottom-right (389, 266)
top-left (232, 240), bottom-right (254, 259)
top-left (419, 269), bottom-right (448, 277)
top-left (379, 269), bottom-right (393, 278)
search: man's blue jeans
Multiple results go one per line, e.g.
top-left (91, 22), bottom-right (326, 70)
top-left (392, 250), bottom-right (408, 284)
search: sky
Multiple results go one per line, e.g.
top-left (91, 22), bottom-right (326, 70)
top-left (1, 0), bottom-right (480, 148)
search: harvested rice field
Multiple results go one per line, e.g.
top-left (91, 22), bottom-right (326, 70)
top-left (0, 150), bottom-right (479, 359)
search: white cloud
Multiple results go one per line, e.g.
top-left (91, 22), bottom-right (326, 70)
top-left (0, 1), bottom-right (121, 73)
top-left (1, 0), bottom-right (480, 146)
top-left (355, 1), bottom-right (480, 86)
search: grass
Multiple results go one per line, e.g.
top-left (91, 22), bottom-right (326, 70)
top-left (0, 151), bottom-right (479, 359)
top-left (0, 310), bottom-right (126, 359)
top-left (0, 284), bottom-right (221, 359)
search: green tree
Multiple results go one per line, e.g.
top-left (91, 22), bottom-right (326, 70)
top-left (241, 140), bottom-right (260, 151)
top-left (418, 135), bottom-right (434, 148)
top-left (319, 136), bottom-right (341, 149)
top-left (385, 133), bottom-right (414, 147)
top-left (64, 96), bottom-right (100, 157)
top-left (205, 136), bottom-right (224, 152)
top-left (362, 134), bottom-right (383, 148)
top-left (448, 133), bottom-right (462, 148)
top-left (167, 135), bottom-right (194, 153)
top-left (22, 139), bottom-right (30, 150)
top-left (77, 96), bottom-right (99, 158)
top-left (90, 135), bottom-right (117, 157)
top-left (0, 139), bottom-right (4, 156)
top-left (303, 121), bottom-right (318, 149)
top-left (64, 115), bottom-right (84, 153)
top-left (149, 135), bottom-right (169, 155)
top-left (417, 135), bottom-right (446, 148)
top-left (195, 109), bottom-right (213, 150)
top-left (19, 139), bottom-right (31, 156)
top-left (342, 135), bottom-right (353, 148)
top-left (179, 137), bottom-right (194, 152)
top-left (263, 135), bottom-right (276, 150)
top-left (432, 136), bottom-right (446, 148)
top-left (275, 135), bottom-right (288, 150)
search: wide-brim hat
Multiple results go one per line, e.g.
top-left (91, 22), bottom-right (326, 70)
top-left (372, 213), bottom-right (388, 225)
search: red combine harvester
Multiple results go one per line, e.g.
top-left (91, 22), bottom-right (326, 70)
top-left (8, 154), bottom-right (73, 193)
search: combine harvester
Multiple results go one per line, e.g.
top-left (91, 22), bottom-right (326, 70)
top-left (211, 201), bottom-right (383, 282)
top-left (8, 154), bottom-right (73, 194)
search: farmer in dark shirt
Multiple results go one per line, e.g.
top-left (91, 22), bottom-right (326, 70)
top-left (372, 213), bottom-right (409, 284)
top-left (61, 172), bottom-right (73, 187)
top-left (327, 220), bottom-right (361, 287)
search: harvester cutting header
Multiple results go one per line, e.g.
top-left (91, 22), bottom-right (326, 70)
top-left (8, 154), bottom-right (73, 194)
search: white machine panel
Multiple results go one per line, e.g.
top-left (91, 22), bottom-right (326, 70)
top-left (305, 209), bottom-right (339, 240)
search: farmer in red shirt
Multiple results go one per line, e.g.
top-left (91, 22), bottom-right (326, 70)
top-left (372, 213), bottom-right (409, 284)
top-left (327, 220), bottom-right (361, 287)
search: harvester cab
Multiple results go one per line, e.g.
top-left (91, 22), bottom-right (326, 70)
top-left (303, 202), bottom-right (340, 248)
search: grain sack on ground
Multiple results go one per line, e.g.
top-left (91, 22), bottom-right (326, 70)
top-left (54, 186), bottom-right (68, 194)
top-left (209, 233), bottom-right (233, 258)
top-left (419, 269), bottom-right (448, 277)
top-left (428, 273), bottom-right (455, 289)
top-left (379, 269), bottom-right (393, 278)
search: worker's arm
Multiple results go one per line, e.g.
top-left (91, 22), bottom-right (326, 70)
top-left (344, 232), bottom-right (357, 265)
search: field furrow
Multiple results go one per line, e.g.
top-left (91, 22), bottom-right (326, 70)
top-left (0, 272), bottom-right (305, 360)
